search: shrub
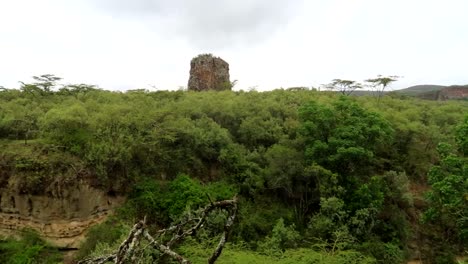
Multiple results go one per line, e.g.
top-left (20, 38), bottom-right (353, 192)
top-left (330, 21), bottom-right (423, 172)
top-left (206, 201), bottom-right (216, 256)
top-left (0, 229), bottom-right (61, 264)
top-left (357, 241), bottom-right (404, 264)
top-left (258, 218), bottom-right (300, 256)
top-left (76, 219), bottom-right (128, 260)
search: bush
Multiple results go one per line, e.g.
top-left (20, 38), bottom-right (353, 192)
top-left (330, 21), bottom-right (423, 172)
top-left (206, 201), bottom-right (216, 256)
top-left (122, 174), bottom-right (237, 225)
top-left (357, 241), bottom-right (404, 264)
top-left (121, 178), bottom-right (169, 224)
top-left (258, 218), bottom-right (300, 255)
top-left (76, 219), bottom-right (128, 260)
top-left (0, 229), bottom-right (61, 264)
top-left (165, 174), bottom-right (207, 219)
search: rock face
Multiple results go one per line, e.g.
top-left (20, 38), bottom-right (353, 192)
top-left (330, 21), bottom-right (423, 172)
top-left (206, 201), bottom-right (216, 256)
top-left (417, 86), bottom-right (468, 100)
top-left (188, 54), bottom-right (231, 91)
top-left (0, 184), bottom-right (124, 248)
top-left (437, 86), bottom-right (468, 100)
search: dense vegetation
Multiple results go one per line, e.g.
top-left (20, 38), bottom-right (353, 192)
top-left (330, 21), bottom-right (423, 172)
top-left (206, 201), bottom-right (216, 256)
top-left (0, 229), bottom-right (61, 264)
top-left (0, 76), bottom-right (467, 263)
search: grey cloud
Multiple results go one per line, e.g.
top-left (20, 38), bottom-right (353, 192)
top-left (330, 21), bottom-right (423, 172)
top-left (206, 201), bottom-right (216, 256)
top-left (92, 0), bottom-right (303, 49)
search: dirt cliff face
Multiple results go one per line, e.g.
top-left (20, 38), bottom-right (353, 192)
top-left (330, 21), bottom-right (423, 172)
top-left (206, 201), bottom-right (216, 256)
top-left (419, 86), bottom-right (468, 100)
top-left (188, 54), bottom-right (230, 91)
top-left (0, 143), bottom-right (126, 248)
top-left (0, 184), bottom-right (124, 248)
top-left (438, 86), bottom-right (468, 100)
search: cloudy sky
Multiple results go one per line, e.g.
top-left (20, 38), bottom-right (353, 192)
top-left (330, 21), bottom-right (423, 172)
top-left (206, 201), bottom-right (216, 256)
top-left (0, 0), bottom-right (467, 91)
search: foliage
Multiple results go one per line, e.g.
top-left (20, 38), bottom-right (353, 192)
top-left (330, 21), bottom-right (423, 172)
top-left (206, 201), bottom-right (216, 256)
top-left (0, 140), bottom-right (84, 194)
top-left (40, 102), bottom-right (90, 154)
top-left (324, 79), bottom-right (363, 96)
top-left (457, 115), bottom-right (468, 155)
top-left (76, 219), bottom-right (129, 260)
top-left (1, 79), bottom-right (468, 262)
top-left (258, 218), bottom-right (300, 255)
top-left (356, 241), bottom-right (404, 264)
top-left (365, 75), bottom-right (400, 101)
top-left (178, 241), bottom-right (377, 264)
top-left (423, 116), bottom-right (468, 261)
top-left (299, 96), bottom-right (393, 177)
top-left (233, 197), bottom-right (294, 246)
top-left (0, 229), bottom-right (61, 264)
top-left (122, 174), bottom-right (236, 225)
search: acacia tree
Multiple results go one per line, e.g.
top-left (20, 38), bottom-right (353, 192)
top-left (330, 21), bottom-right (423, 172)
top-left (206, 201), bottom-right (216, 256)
top-left (365, 75), bottom-right (399, 102)
top-left (325, 79), bottom-right (363, 96)
top-left (58, 84), bottom-right (98, 97)
top-left (20, 74), bottom-right (62, 96)
top-left (32, 74), bottom-right (62, 92)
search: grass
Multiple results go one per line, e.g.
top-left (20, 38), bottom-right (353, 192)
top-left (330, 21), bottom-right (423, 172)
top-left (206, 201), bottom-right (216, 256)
top-left (178, 242), bottom-right (377, 264)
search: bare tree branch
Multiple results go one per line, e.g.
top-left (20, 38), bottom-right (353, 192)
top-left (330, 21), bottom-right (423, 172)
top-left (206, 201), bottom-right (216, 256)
top-left (77, 196), bottom-right (238, 264)
top-left (208, 199), bottom-right (238, 264)
top-left (115, 220), bottom-right (145, 263)
top-left (143, 230), bottom-right (192, 264)
top-left (167, 197), bottom-right (238, 248)
top-left (78, 255), bottom-right (116, 264)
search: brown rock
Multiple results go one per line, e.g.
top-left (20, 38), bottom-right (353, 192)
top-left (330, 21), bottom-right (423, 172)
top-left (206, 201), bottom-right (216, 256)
top-left (188, 54), bottom-right (231, 91)
top-left (437, 86), bottom-right (468, 100)
top-left (0, 184), bottom-right (125, 248)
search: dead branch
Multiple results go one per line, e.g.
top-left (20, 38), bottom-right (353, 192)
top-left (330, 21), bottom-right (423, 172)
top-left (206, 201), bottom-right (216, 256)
top-left (167, 197), bottom-right (238, 248)
top-left (143, 230), bottom-right (192, 264)
top-left (208, 199), bottom-right (238, 264)
top-left (77, 255), bottom-right (116, 264)
top-left (77, 196), bottom-right (238, 264)
top-left (115, 220), bottom-right (145, 263)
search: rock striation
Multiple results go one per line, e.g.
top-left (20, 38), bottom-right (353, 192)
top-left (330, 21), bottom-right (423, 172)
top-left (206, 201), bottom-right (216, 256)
top-left (411, 85), bottom-right (468, 100)
top-left (437, 86), bottom-right (468, 100)
top-left (0, 184), bottom-right (124, 248)
top-left (188, 54), bottom-right (231, 91)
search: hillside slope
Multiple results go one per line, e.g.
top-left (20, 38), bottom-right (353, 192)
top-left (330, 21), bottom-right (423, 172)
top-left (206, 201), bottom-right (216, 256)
top-left (396, 84), bottom-right (468, 100)
top-left (396, 85), bottom-right (447, 96)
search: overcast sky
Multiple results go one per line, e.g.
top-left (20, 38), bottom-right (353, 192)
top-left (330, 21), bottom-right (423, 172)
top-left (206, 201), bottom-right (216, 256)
top-left (1, 0), bottom-right (467, 91)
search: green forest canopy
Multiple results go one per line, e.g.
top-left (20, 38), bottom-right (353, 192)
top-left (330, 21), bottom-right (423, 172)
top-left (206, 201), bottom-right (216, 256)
top-left (0, 78), bottom-right (467, 263)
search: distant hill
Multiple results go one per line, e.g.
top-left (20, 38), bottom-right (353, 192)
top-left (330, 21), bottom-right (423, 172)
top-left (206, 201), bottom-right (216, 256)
top-left (310, 84), bottom-right (467, 100)
top-left (396, 85), bottom-right (447, 96)
top-left (394, 84), bottom-right (468, 100)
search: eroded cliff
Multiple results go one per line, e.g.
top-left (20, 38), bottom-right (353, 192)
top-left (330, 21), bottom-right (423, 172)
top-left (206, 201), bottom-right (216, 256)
top-left (0, 141), bottom-right (125, 248)
top-left (0, 183), bottom-right (124, 248)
